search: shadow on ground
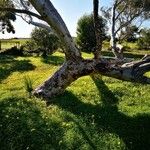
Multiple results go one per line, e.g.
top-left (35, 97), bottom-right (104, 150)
top-left (52, 77), bottom-right (150, 150)
top-left (41, 55), bottom-right (64, 66)
top-left (0, 55), bottom-right (36, 82)
top-left (0, 97), bottom-right (65, 150)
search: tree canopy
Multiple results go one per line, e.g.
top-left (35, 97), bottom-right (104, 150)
top-left (26, 27), bottom-right (61, 56)
top-left (76, 14), bottom-right (106, 53)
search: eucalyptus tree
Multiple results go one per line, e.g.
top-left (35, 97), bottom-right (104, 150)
top-left (101, 0), bottom-right (150, 59)
top-left (1, 0), bottom-right (150, 101)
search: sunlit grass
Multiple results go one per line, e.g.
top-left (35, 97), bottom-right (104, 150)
top-left (0, 52), bottom-right (150, 150)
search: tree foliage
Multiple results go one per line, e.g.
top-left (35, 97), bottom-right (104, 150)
top-left (137, 28), bottom-right (150, 49)
top-left (121, 25), bottom-right (139, 42)
top-left (76, 14), bottom-right (107, 53)
top-left (0, 0), bottom-right (16, 34)
top-left (25, 27), bottom-right (61, 56)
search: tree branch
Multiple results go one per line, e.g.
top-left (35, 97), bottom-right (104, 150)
top-left (115, 9), bottom-right (143, 35)
top-left (19, 0), bottom-right (53, 33)
top-left (0, 7), bottom-right (43, 20)
top-left (29, 0), bottom-right (81, 61)
top-left (115, 3), bottom-right (127, 21)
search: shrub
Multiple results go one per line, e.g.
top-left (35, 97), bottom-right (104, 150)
top-left (137, 28), bottom-right (150, 50)
top-left (24, 27), bottom-right (62, 56)
top-left (76, 14), bottom-right (107, 53)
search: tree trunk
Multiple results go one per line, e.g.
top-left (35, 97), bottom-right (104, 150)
top-left (93, 0), bottom-right (102, 59)
top-left (33, 59), bottom-right (105, 100)
top-left (33, 56), bottom-right (150, 101)
top-left (110, 1), bottom-right (124, 59)
top-left (29, 0), bottom-right (81, 61)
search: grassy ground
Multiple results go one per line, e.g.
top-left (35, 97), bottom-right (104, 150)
top-left (0, 52), bottom-right (150, 150)
top-left (0, 39), bottom-right (29, 50)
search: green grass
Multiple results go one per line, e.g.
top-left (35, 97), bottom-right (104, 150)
top-left (0, 52), bottom-right (150, 150)
top-left (0, 38), bottom-right (29, 50)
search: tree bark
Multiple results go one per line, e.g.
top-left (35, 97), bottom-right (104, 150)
top-left (33, 56), bottom-right (150, 101)
top-left (29, 0), bottom-right (81, 61)
top-left (93, 0), bottom-right (102, 59)
top-left (1, 0), bottom-right (150, 101)
top-left (110, 1), bottom-right (124, 59)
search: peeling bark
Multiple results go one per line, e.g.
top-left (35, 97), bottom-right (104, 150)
top-left (29, 0), bottom-right (81, 61)
top-left (110, 0), bottom-right (124, 59)
top-left (33, 56), bottom-right (150, 100)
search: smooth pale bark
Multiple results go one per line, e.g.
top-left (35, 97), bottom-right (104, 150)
top-left (29, 0), bottom-right (81, 61)
top-left (110, 0), bottom-right (124, 59)
top-left (1, 0), bottom-right (149, 100)
top-left (27, 0), bottom-right (150, 100)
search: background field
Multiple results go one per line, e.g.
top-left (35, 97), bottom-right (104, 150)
top-left (0, 38), bottom-right (29, 50)
top-left (0, 50), bottom-right (150, 149)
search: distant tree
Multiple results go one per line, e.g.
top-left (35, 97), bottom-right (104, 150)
top-left (121, 25), bottom-right (139, 42)
top-left (137, 28), bottom-right (150, 49)
top-left (101, 0), bottom-right (150, 59)
top-left (76, 14), bottom-right (107, 53)
top-left (25, 27), bottom-right (61, 57)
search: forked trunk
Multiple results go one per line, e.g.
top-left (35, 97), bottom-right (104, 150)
top-left (33, 59), bottom-right (108, 100)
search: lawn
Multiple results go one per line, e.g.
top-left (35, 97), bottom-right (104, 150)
top-left (0, 52), bottom-right (150, 150)
top-left (0, 38), bottom-right (29, 50)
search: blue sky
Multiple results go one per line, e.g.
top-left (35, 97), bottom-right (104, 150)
top-left (0, 0), bottom-right (112, 39)
top-left (0, 0), bottom-right (149, 39)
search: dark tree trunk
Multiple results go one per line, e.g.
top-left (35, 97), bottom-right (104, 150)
top-left (93, 0), bottom-right (102, 59)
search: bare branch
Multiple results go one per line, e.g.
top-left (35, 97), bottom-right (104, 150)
top-left (115, 3), bottom-right (127, 21)
top-left (0, 7), bottom-right (43, 20)
top-left (19, 0), bottom-right (53, 32)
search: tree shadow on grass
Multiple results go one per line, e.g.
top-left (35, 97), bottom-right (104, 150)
top-left (0, 55), bottom-right (36, 82)
top-left (52, 78), bottom-right (150, 150)
top-left (41, 55), bottom-right (64, 66)
top-left (0, 97), bottom-right (65, 150)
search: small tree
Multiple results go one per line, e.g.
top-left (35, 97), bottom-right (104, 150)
top-left (25, 27), bottom-right (61, 56)
top-left (76, 14), bottom-right (106, 53)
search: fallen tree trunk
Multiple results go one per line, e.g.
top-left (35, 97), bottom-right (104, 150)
top-left (1, 1), bottom-right (150, 101)
top-left (33, 56), bottom-right (150, 101)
